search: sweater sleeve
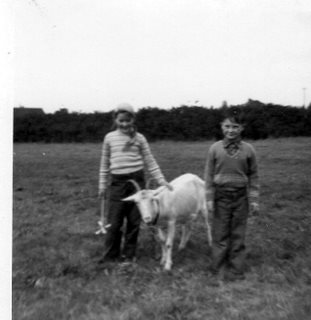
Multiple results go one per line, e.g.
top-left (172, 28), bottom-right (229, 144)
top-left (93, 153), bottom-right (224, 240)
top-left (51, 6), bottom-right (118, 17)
top-left (204, 144), bottom-right (216, 201)
top-left (247, 144), bottom-right (260, 203)
top-left (140, 135), bottom-right (166, 185)
top-left (98, 135), bottom-right (111, 192)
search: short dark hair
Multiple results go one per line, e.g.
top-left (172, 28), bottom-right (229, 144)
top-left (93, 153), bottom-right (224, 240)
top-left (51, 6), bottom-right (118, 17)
top-left (222, 107), bottom-right (245, 125)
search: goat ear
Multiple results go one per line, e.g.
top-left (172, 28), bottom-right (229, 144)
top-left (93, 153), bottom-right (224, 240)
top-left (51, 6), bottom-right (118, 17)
top-left (122, 194), bottom-right (137, 202)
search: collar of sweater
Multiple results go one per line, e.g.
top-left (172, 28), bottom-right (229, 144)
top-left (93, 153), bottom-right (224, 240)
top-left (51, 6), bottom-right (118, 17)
top-left (223, 137), bottom-right (242, 148)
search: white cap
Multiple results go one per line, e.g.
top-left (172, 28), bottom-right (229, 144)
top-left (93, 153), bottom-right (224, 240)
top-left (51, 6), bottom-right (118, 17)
top-left (114, 103), bottom-right (135, 115)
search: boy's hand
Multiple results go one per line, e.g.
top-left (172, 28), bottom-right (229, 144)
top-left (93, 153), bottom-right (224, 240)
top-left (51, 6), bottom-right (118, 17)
top-left (250, 202), bottom-right (259, 216)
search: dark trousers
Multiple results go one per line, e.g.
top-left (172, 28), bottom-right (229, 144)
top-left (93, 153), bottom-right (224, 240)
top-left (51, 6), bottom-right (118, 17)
top-left (211, 187), bottom-right (248, 275)
top-left (103, 170), bottom-right (145, 260)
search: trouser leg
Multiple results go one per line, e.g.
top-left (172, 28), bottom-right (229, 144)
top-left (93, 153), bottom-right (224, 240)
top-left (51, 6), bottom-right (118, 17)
top-left (210, 194), bottom-right (231, 273)
top-left (102, 200), bottom-right (125, 260)
top-left (229, 192), bottom-right (248, 274)
top-left (122, 171), bottom-right (144, 259)
top-left (122, 202), bottom-right (141, 259)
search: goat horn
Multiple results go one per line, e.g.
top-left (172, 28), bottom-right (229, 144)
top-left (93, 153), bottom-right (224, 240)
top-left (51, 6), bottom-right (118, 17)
top-left (127, 179), bottom-right (141, 192)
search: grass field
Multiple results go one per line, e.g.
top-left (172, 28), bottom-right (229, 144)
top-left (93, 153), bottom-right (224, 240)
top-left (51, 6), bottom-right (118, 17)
top-left (13, 138), bottom-right (311, 320)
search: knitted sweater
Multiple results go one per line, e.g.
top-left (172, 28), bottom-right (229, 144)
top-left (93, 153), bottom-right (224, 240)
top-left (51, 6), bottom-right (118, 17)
top-left (99, 130), bottom-right (165, 191)
top-left (204, 140), bottom-right (259, 203)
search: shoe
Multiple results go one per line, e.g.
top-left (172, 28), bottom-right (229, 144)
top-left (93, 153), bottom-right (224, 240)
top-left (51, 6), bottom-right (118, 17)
top-left (206, 271), bottom-right (221, 287)
top-left (97, 257), bottom-right (118, 265)
top-left (119, 256), bottom-right (137, 267)
top-left (96, 257), bottom-right (117, 274)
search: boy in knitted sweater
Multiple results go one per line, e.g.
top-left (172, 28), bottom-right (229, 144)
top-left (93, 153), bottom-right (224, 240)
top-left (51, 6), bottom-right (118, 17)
top-left (204, 108), bottom-right (259, 281)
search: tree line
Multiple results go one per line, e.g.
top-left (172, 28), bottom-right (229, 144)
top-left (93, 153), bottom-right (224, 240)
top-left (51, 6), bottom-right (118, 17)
top-left (14, 99), bottom-right (311, 142)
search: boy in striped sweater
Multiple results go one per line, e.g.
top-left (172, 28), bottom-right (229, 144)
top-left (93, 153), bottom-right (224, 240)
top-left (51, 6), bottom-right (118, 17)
top-left (204, 107), bottom-right (259, 281)
top-left (99, 103), bottom-right (171, 264)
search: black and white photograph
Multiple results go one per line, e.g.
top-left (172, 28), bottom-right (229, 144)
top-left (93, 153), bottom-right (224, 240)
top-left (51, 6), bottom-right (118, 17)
top-left (2, 0), bottom-right (311, 319)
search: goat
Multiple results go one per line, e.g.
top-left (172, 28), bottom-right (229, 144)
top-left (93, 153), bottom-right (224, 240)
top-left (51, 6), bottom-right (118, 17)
top-left (123, 173), bottom-right (212, 271)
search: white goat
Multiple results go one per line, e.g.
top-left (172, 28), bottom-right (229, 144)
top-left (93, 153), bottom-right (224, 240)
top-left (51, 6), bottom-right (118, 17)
top-left (123, 173), bottom-right (212, 271)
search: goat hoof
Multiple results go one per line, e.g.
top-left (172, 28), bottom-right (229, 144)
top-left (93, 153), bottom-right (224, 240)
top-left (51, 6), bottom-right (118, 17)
top-left (164, 264), bottom-right (172, 271)
top-left (163, 268), bottom-right (172, 274)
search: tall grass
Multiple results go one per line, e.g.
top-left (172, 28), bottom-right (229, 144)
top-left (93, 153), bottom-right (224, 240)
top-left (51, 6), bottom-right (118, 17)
top-left (13, 138), bottom-right (311, 320)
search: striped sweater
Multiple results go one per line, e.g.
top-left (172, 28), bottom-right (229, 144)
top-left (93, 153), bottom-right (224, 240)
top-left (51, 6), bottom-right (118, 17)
top-left (204, 140), bottom-right (259, 203)
top-left (99, 130), bottom-right (165, 191)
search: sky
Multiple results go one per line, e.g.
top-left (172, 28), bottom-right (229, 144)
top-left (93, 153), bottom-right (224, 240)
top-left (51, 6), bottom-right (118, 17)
top-left (6, 0), bottom-right (311, 113)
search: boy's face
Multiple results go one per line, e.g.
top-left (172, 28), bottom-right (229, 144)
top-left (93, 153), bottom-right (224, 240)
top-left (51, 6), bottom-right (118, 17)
top-left (221, 118), bottom-right (243, 141)
top-left (115, 112), bottom-right (134, 134)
